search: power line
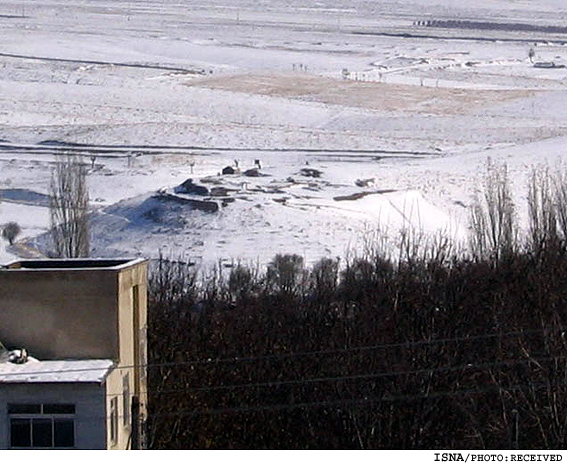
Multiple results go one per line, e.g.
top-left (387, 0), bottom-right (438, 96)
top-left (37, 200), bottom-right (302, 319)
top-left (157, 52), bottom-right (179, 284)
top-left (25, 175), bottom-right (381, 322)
top-left (145, 379), bottom-right (567, 419)
top-left (8, 378), bottom-right (567, 424)
top-left (148, 354), bottom-right (566, 395)
top-left (2, 352), bottom-right (565, 402)
top-left (141, 327), bottom-right (565, 367)
top-left (0, 326), bottom-right (560, 379)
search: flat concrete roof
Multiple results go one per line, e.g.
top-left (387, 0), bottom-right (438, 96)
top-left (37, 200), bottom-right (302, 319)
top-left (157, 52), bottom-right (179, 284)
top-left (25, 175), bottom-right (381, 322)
top-left (2, 257), bottom-right (146, 271)
top-left (0, 359), bottom-right (115, 384)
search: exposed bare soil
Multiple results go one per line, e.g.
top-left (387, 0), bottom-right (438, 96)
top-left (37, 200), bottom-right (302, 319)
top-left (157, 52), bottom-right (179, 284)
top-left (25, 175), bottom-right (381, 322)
top-left (186, 72), bottom-right (537, 115)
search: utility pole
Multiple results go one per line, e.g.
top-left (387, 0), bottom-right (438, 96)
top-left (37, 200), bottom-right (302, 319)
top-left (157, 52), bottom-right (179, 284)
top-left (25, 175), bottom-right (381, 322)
top-left (511, 408), bottom-right (519, 449)
top-left (131, 395), bottom-right (140, 450)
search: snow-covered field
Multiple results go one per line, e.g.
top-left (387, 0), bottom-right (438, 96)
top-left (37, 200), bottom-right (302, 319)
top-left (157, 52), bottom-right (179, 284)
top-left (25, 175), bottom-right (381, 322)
top-left (2, 0), bottom-right (567, 267)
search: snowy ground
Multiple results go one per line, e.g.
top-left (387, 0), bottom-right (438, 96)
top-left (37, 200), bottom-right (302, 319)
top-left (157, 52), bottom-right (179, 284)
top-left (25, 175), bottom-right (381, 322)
top-left (2, 0), bottom-right (567, 267)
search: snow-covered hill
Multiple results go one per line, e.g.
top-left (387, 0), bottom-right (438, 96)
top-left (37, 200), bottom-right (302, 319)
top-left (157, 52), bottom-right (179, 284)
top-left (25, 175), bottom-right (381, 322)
top-left (2, 0), bottom-right (567, 267)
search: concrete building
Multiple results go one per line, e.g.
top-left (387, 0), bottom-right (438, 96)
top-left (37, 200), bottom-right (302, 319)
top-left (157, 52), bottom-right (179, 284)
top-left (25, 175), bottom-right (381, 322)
top-left (0, 258), bottom-right (148, 450)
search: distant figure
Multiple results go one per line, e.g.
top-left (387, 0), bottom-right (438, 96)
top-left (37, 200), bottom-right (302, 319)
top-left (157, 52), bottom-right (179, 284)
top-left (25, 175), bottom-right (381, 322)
top-left (254, 159), bottom-right (261, 169)
top-left (234, 159), bottom-right (239, 168)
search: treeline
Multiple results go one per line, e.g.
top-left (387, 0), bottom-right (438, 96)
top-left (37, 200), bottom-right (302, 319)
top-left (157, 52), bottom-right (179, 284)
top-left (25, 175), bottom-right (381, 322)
top-left (146, 162), bottom-right (567, 449)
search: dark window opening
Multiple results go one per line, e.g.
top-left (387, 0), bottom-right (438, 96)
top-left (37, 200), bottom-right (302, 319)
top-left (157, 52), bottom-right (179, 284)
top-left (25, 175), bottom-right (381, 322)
top-left (10, 419), bottom-right (31, 447)
top-left (123, 375), bottom-right (130, 426)
top-left (9, 403), bottom-right (75, 449)
top-left (32, 419), bottom-right (52, 447)
top-left (44, 404), bottom-right (75, 414)
top-left (110, 397), bottom-right (118, 445)
top-left (8, 404), bottom-right (41, 414)
top-left (54, 419), bottom-right (74, 447)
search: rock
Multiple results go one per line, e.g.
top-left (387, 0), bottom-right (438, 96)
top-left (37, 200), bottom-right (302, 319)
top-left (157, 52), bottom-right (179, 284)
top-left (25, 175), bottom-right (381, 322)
top-left (355, 178), bottom-right (375, 188)
top-left (534, 61), bottom-right (565, 69)
top-left (156, 193), bottom-right (219, 213)
top-left (299, 168), bottom-right (323, 178)
top-left (222, 166), bottom-right (236, 175)
top-left (175, 178), bottom-right (209, 196)
top-left (210, 186), bottom-right (230, 197)
top-left (243, 168), bottom-right (260, 177)
top-left (221, 198), bottom-right (236, 207)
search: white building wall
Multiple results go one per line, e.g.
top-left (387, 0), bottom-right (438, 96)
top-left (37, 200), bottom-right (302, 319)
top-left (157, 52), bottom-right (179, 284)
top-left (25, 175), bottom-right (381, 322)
top-left (0, 382), bottom-right (107, 449)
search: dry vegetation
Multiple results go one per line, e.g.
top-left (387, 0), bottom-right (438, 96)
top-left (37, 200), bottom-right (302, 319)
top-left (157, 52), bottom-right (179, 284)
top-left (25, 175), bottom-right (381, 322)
top-left (186, 72), bottom-right (536, 115)
top-left (145, 163), bottom-right (567, 449)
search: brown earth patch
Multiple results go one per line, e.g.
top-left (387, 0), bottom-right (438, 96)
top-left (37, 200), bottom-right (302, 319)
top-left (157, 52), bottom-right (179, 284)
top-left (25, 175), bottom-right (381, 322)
top-left (185, 72), bottom-right (537, 115)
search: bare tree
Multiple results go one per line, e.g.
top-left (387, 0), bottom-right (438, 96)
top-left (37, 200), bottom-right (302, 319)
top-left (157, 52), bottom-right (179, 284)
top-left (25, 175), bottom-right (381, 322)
top-left (49, 156), bottom-right (90, 258)
top-left (2, 221), bottom-right (21, 245)
top-left (528, 166), bottom-right (558, 253)
top-left (469, 159), bottom-right (518, 261)
top-left (553, 164), bottom-right (567, 242)
top-left (266, 253), bottom-right (306, 296)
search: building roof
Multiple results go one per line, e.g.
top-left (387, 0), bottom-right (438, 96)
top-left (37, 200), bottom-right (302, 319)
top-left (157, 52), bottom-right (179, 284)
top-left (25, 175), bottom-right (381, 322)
top-left (1, 257), bottom-right (146, 271)
top-left (0, 359), bottom-right (115, 384)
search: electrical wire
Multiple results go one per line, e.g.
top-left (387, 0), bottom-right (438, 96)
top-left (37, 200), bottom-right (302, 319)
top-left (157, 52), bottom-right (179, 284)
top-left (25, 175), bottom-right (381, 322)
top-left (8, 377), bottom-right (567, 423)
top-left (0, 326), bottom-right (560, 379)
top-left (2, 352), bottom-right (565, 402)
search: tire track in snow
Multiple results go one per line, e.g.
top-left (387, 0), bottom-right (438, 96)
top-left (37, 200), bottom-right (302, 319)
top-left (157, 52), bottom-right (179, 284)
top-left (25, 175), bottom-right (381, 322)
top-left (0, 52), bottom-right (203, 74)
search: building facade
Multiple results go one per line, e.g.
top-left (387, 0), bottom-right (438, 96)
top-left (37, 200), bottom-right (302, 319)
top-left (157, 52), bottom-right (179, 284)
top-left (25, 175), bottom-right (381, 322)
top-left (0, 258), bottom-right (148, 450)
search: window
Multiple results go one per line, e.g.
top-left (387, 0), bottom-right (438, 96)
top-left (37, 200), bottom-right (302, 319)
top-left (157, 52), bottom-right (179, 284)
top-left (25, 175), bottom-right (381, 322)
top-left (110, 397), bottom-right (118, 445)
top-left (9, 403), bottom-right (74, 449)
top-left (132, 285), bottom-right (139, 317)
top-left (123, 374), bottom-right (130, 426)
